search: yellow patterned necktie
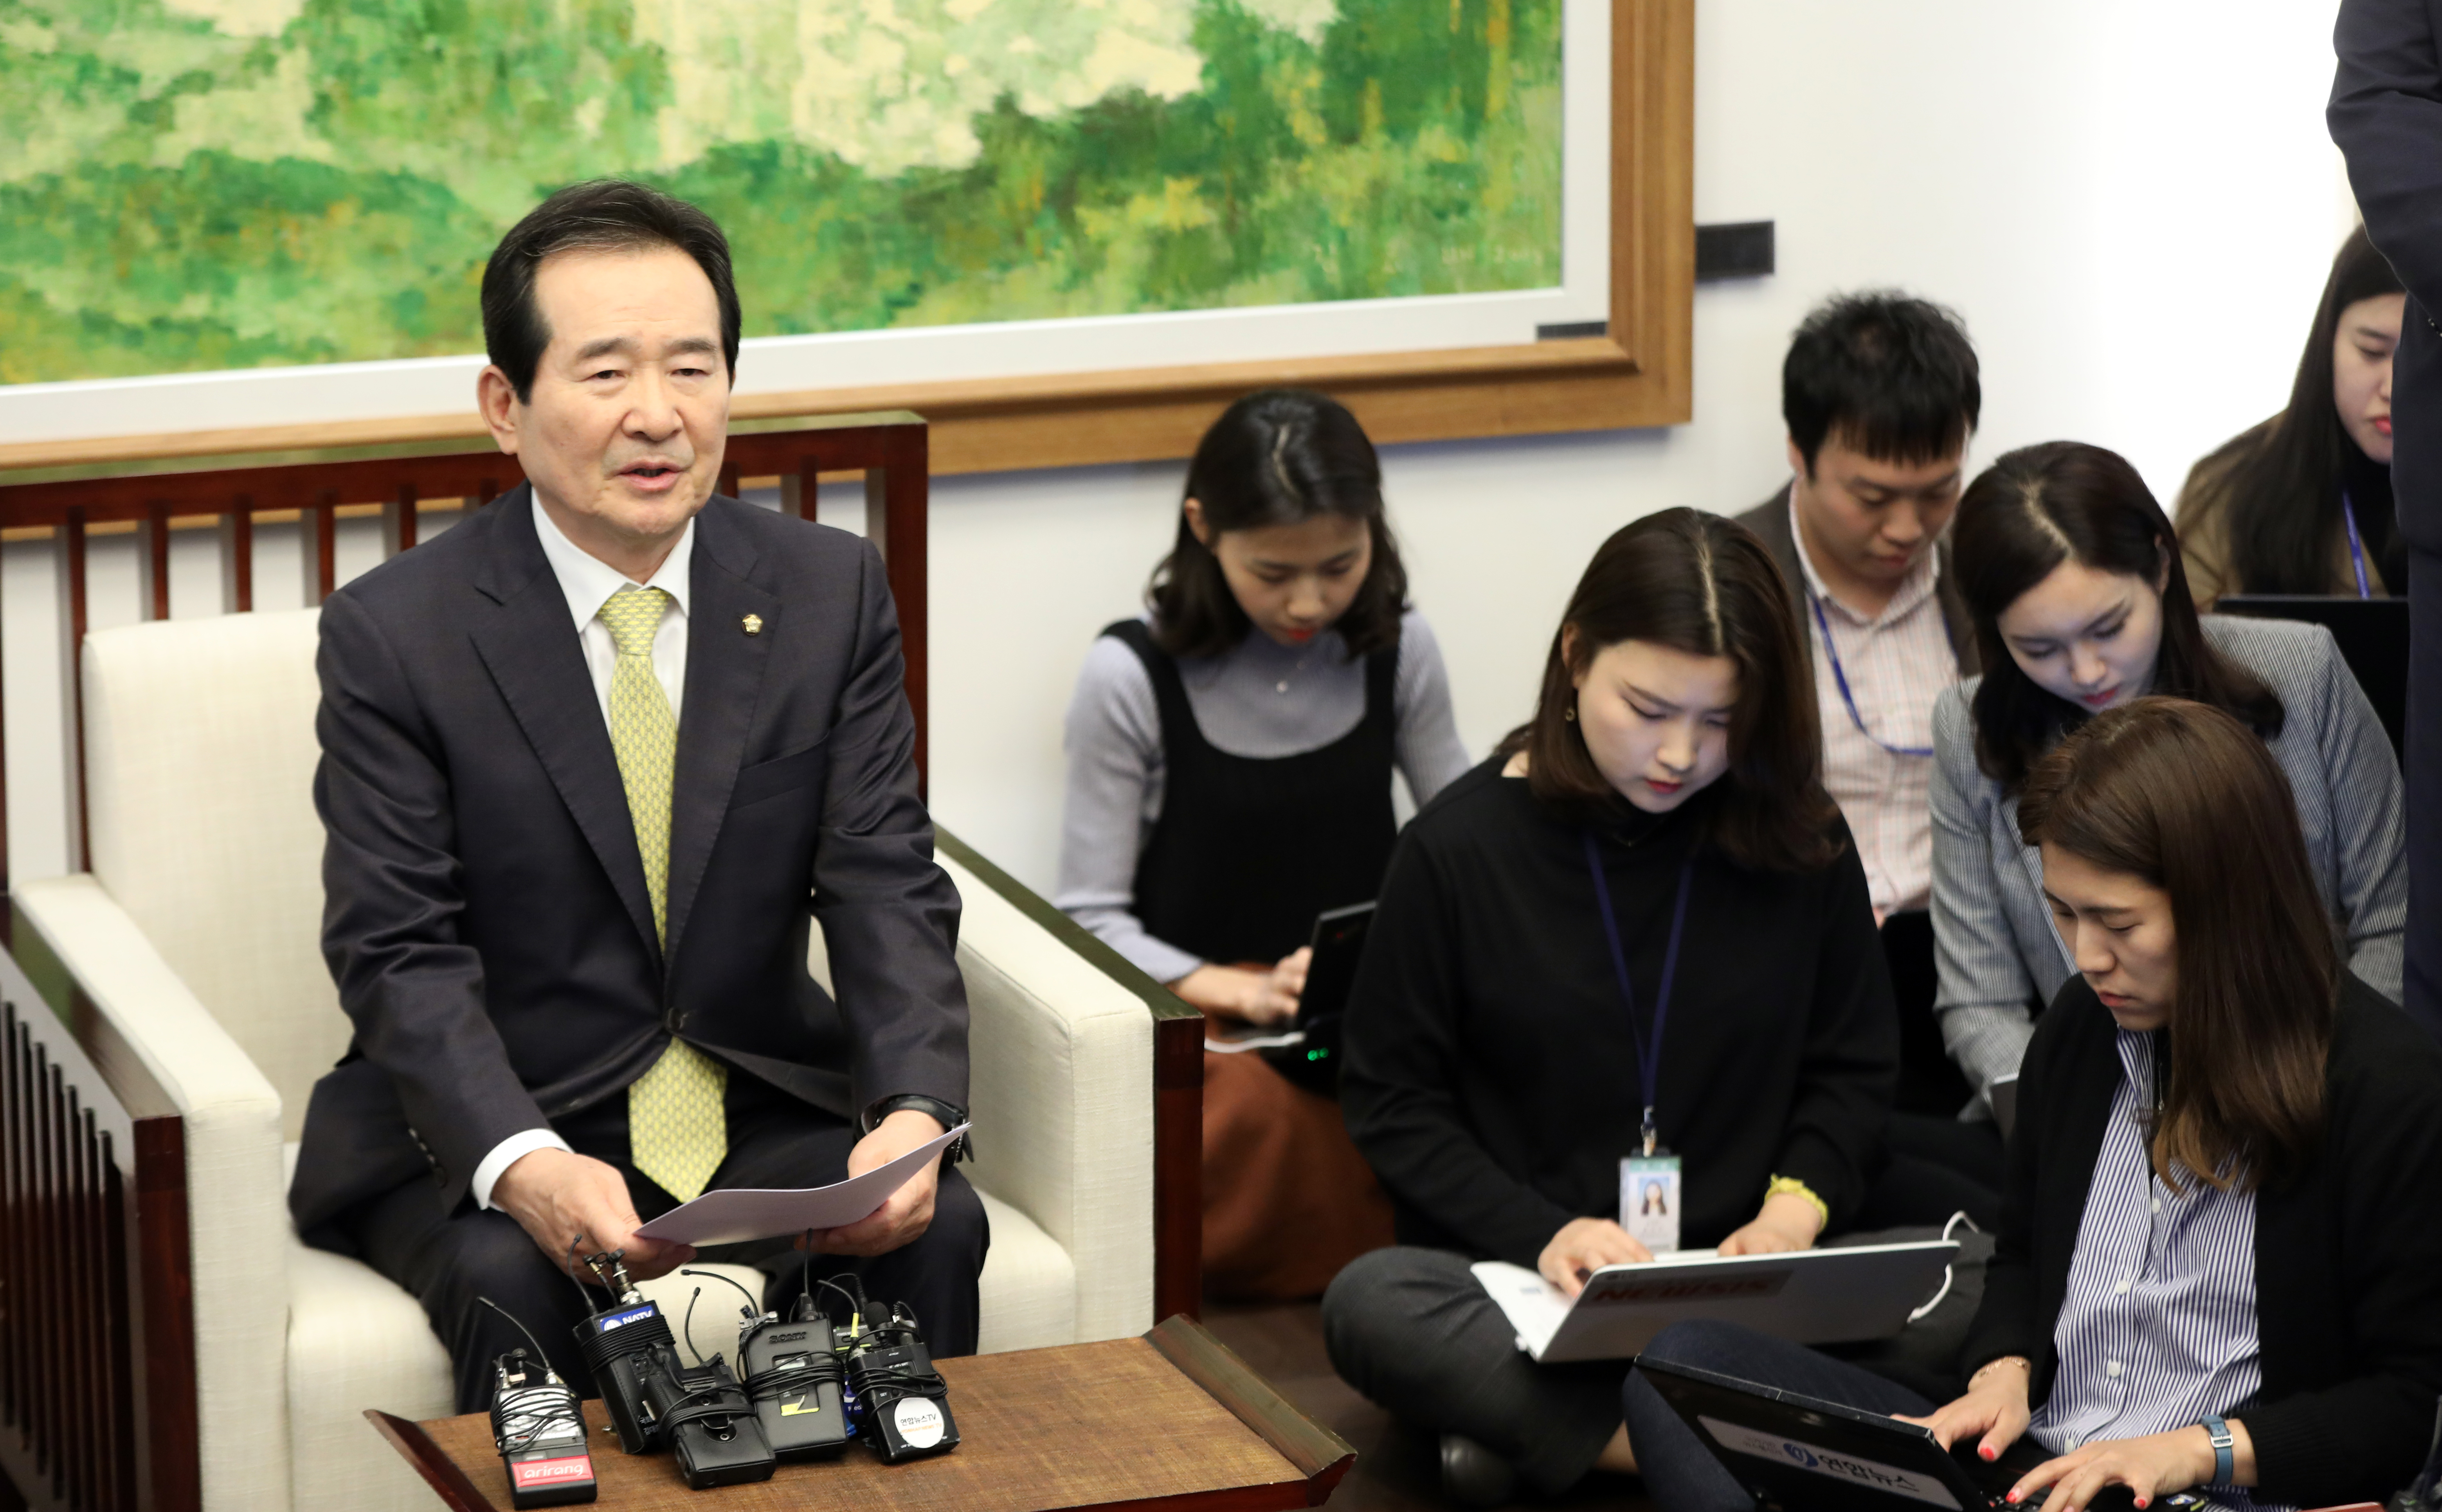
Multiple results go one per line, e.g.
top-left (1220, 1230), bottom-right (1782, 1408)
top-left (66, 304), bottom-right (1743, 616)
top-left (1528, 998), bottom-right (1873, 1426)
top-left (598, 587), bottom-right (727, 1202)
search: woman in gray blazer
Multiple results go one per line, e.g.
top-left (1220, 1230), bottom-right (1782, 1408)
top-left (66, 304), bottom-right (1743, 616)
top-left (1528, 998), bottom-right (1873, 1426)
top-left (1931, 441), bottom-right (2405, 1104)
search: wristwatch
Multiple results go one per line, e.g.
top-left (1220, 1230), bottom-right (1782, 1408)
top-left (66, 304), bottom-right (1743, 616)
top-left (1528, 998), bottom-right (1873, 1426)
top-left (2199, 1415), bottom-right (2235, 1487)
top-left (863, 1094), bottom-right (970, 1162)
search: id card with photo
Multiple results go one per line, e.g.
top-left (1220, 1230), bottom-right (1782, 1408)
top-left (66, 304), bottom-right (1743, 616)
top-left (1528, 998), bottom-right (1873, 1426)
top-left (1620, 1154), bottom-right (1682, 1255)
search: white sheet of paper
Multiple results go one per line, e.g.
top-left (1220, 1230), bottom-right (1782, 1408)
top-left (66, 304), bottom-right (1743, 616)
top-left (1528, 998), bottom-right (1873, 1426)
top-left (633, 1123), bottom-right (969, 1247)
top-left (1471, 1260), bottom-right (1572, 1357)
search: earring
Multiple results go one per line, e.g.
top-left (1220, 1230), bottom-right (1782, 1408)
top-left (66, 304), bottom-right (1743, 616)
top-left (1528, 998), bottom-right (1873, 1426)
top-left (1562, 705), bottom-right (1577, 722)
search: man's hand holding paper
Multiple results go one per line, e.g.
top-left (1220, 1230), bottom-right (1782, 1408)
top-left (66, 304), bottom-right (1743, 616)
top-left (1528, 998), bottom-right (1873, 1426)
top-left (632, 1118), bottom-right (969, 1249)
top-left (806, 1108), bottom-right (951, 1257)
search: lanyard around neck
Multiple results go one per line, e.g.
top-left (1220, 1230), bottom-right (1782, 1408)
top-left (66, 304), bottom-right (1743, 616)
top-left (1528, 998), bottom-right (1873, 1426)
top-left (1583, 830), bottom-right (1697, 1157)
top-left (2341, 491), bottom-right (2374, 599)
top-left (1807, 593), bottom-right (1936, 758)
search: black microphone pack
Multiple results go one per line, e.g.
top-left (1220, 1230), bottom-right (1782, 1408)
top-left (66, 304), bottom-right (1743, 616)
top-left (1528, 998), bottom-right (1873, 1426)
top-left (567, 1248), bottom-right (776, 1489)
top-left (476, 1298), bottom-right (596, 1508)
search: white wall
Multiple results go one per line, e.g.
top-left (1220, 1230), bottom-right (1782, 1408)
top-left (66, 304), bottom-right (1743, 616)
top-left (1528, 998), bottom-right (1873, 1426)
top-left (2, 0), bottom-right (2355, 894)
top-left (929, 0), bottom-right (2358, 892)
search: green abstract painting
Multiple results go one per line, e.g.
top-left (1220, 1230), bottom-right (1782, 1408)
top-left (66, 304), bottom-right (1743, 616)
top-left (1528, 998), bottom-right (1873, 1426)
top-left (0, 0), bottom-right (1562, 385)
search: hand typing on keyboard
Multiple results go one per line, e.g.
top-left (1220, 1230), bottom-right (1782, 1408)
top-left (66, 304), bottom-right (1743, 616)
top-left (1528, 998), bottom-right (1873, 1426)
top-left (1999, 1422), bottom-right (2256, 1512)
top-left (1896, 1355), bottom-right (2031, 1468)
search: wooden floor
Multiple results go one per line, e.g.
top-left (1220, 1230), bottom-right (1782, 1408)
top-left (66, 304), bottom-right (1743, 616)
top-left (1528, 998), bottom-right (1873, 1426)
top-left (1199, 1298), bottom-right (1654, 1512)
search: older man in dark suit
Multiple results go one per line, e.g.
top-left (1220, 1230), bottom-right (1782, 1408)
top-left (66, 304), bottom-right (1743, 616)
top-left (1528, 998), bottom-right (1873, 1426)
top-left (288, 180), bottom-right (982, 1411)
top-left (2333, 0), bottom-right (2442, 1042)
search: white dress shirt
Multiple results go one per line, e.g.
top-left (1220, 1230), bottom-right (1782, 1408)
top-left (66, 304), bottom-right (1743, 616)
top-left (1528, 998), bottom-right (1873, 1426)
top-left (469, 498), bottom-right (697, 1211)
top-left (1790, 496), bottom-right (1958, 917)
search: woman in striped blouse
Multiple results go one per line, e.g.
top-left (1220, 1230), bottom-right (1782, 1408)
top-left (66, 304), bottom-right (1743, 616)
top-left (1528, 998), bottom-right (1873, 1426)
top-left (1618, 697), bottom-right (2442, 1510)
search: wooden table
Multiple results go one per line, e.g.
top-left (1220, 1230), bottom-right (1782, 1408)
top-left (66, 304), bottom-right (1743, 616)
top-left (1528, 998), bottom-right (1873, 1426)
top-left (369, 1316), bottom-right (1355, 1512)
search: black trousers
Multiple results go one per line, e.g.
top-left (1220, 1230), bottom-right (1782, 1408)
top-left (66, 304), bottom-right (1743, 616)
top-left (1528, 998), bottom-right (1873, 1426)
top-left (1323, 1247), bottom-right (1630, 1495)
top-left (1883, 910), bottom-right (1970, 1116)
top-left (331, 1070), bottom-right (989, 1412)
top-left (2411, 544), bottom-right (2442, 1040)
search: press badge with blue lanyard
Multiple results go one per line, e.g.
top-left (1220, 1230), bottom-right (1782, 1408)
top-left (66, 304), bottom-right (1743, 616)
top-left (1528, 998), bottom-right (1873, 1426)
top-left (1586, 831), bottom-right (1696, 1255)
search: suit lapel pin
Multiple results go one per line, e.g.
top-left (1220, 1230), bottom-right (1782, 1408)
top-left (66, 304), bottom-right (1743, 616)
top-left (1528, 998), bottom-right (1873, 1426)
top-left (741, 614), bottom-right (764, 637)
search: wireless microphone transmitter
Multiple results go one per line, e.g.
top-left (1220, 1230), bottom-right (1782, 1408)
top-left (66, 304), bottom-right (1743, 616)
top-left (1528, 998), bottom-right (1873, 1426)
top-left (843, 1306), bottom-right (958, 1463)
top-left (489, 1350), bottom-right (596, 1508)
top-left (739, 1315), bottom-right (852, 1460)
top-left (641, 1348), bottom-right (777, 1489)
top-left (475, 1299), bottom-right (597, 1509)
top-left (566, 1249), bottom-right (673, 1454)
top-left (571, 1303), bottom-right (670, 1452)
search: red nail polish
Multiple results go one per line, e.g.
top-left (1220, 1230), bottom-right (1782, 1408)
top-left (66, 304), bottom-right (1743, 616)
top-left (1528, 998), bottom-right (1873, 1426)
top-left (1981, 1445), bottom-right (1995, 1461)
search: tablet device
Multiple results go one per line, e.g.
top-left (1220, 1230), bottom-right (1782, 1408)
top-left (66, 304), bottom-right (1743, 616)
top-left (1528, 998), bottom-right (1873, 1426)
top-left (1472, 1240), bottom-right (1957, 1364)
top-left (2215, 596), bottom-right (2408, 759)
top-left (1259, 901), bottom-right (1373, 1094)
top-left (1294, 901), bottom-right (1374, 1024)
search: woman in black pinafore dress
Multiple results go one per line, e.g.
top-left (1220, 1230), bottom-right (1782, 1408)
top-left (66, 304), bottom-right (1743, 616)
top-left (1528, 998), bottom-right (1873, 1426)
top-left (1055, 390), bottom-right (1470, 1298)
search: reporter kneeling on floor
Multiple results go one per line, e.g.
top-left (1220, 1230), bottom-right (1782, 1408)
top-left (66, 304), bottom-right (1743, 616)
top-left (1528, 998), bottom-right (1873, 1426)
top-left (1623, 695), bottom-right (2442, 1512)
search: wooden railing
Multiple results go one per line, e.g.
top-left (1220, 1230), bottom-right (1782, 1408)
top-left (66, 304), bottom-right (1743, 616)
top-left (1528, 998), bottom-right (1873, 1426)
top-left (0, 410), bottom-right (931, 887)
top-left (0, 918), bottom-right (188, 1512)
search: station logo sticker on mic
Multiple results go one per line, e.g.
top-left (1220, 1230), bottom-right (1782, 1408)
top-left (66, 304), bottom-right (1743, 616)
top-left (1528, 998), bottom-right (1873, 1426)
top-left (1697, 1418), bottom-right (1961, 1509)
top-left (893, 1398), bottom-right (947, 1449)
top-left (510, 1457), bottom-right (594, 1490)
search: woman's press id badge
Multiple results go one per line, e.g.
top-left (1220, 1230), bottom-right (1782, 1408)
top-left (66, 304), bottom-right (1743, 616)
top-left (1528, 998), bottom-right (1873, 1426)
top-left (1621, 1152), bottom-right (1682, 1254)
top-left (1585, 832), bottom-right (1698, 1259)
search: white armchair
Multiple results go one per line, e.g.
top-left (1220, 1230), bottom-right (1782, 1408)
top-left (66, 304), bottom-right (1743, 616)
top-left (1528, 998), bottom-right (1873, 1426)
top-left (11, 608), bottom-right (1156, 1512)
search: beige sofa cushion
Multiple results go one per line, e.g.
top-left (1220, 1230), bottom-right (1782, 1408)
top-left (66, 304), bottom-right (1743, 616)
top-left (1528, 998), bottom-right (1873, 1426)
top-left (82, 610), bottom-right (339, 1140)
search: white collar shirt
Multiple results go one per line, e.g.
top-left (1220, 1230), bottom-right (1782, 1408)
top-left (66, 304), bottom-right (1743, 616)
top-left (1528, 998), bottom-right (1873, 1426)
top-left (531, 492), bottom-right (694, 725)
top-left (1788, 492), bottom-right (1958, 916)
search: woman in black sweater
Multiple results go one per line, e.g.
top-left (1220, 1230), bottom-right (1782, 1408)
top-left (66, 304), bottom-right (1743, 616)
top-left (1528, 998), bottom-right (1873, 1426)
top-left (1621, 697), bottom-right (2442, 1511)
top-left (1321, 509), bottom-right (1904, 1503)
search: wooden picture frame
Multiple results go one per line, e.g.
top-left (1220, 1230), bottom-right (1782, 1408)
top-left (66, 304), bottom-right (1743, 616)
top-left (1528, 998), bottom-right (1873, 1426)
top-left (0, 0), bottom-right (1690, 480)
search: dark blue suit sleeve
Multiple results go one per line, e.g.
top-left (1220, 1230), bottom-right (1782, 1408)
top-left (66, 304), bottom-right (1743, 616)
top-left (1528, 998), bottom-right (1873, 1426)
top-left (809, 542), bottom-right (969, 1118)
top-left (2332, 0), bottom-right (2442, 309)
top-left (315, 587), bottom-right (551, 1204)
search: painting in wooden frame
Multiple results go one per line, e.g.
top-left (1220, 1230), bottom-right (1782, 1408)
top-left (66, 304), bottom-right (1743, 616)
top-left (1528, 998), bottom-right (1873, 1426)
top-left (0, 0), bottom-right (1691, 476)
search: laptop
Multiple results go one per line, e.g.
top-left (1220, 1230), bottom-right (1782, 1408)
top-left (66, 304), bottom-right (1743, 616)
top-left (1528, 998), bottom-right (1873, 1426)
top-left (1638, 1356), bottom-right (2229, 1512)
top-left (1472, 1240), bottom-right (1957, 1364)
top-left (2215, 595), bottom-right (2408, 760)
top-left (1986, 1073), bottom-right (2019, 1141)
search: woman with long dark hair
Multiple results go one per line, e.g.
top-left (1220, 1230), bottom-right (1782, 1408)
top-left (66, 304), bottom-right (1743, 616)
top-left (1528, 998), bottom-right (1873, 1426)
top-left (1054, 388), bottom-right (1467, 1300)
top-left (1621, 698), bottom-right (2442, 1511)
top-left (2177, 226), bottom-right (2405, 605)
top-left (1928, 442), bottom-right (2402, 1109)
top-left (1320, 509), bottom-right (1909, 1505)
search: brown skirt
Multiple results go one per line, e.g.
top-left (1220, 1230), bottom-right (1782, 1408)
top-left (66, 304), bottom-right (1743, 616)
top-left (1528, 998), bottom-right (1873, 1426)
top-left (1199, 1046), bottom-right (1396, 1301)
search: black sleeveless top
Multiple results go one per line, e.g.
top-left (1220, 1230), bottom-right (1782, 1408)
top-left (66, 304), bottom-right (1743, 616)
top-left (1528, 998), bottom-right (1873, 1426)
top-left (1104, 619), bottom-right (1401, 967)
